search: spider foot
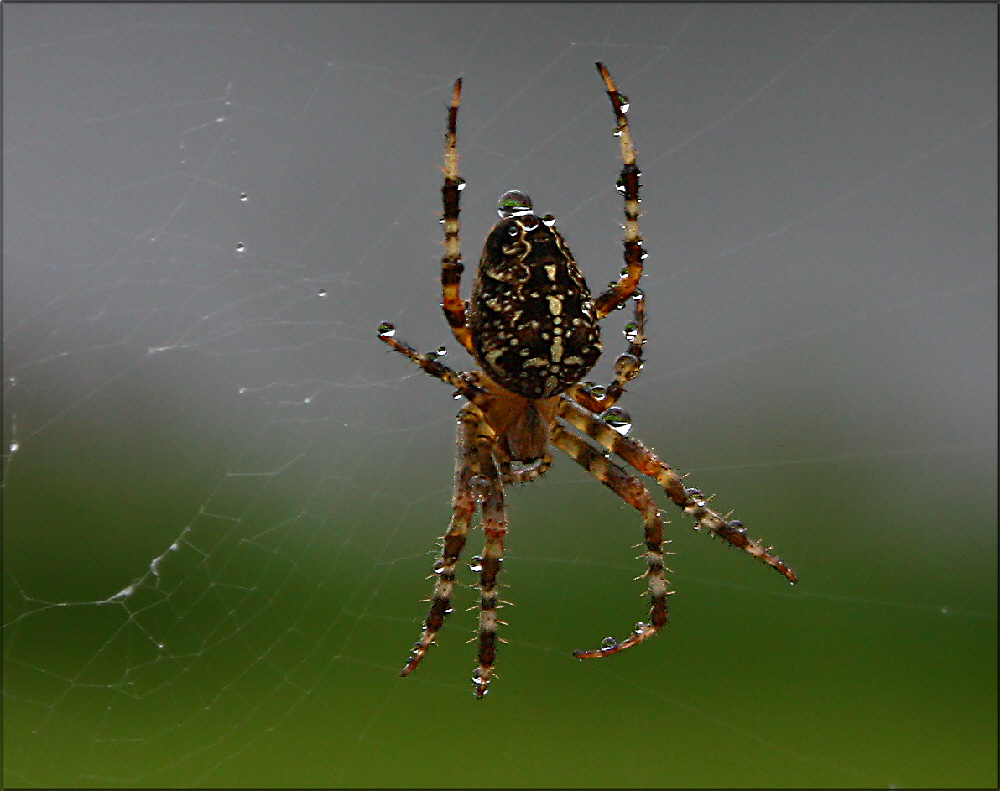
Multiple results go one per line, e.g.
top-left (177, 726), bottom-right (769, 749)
top-left (684, 488), bottom-right (799, 584)
top-left (572, 620), bottom-right (658, 660)
top-left (472, 665), bottom-right (493, 698)
top-left (399, 639), bottom-right (434, 677)
top-left (709, 519), bottom-right (799, 584)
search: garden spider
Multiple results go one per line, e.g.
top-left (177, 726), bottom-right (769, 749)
top-left (378, 63), bottom-right (797, 698)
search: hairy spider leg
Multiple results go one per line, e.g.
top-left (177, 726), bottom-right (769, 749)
top-left (439, 78), bottom-right (475, 356)
top-left (400, 404), bottom-right (482, 677)
top-left (593, 62), bottom-right (645, 320)
top-left (568, 290), bottom-right (646, 415)
top-left (548, 422), bottom-right (669, 658)
top-left (377, 323), bottom-right (489, 410)
top-left (471, 431), bottom-right (508, 698)
top-left (568, 62), bottom-right (647, 417)
top-left (377, 328), bottom-right (518, 695)
top-left (558, 397), bottom-right (799, 584)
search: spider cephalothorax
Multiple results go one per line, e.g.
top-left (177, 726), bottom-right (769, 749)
top-left (378, 64), bottom-right (797, 698)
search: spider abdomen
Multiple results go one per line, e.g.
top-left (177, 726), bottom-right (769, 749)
top-left (469, 210), bottom-right (602, 399)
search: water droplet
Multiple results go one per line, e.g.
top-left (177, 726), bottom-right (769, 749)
top-left (110, 585), bottom-right (135, 601)
top-left (377, 322), bottom-right (396, 338)
top-left (623, 321), bottom-right (640, 342)
top-left (541, 214), bottom-right (556, 227)
top-left (317, 288), bottom-right (327, 297)
top-left (613, 129), bottom-right (623, 138)
top-left (456, 177), bottom-right (466, 191)
top-left (616, 178), bottom-right (626, 194)
top-left (634, 621), bottom-right (646, 634)
top-left (235, 242), bottom-right (245, 252)
top-left (435, 346), bottom-right (447, 357)
top-left (685, 488), bottom-right (708, 509)
top-left (9, 441), bottom-right (19, 453)
top-left (432, 560), bottom-right (447, 575)
top-left (585, 383), bottom-right (606, 399)
top-left (239, 192), bottom-right (248, 201)
top-left (601, 406), bottom-right (632, 435)
top-left (615, 353), bottom-right (641, 381)
top-left (520, 215), bottom-right (539, 232)
top-left (497, 189), bottom-right (533, 218)
top-left (616, 93), bottom-right (630, 112)
top-left (469, 556), bottom-right (483, 573)
top-left (601, 636), bottom-right (618, 650)
top-left (507, 225), bottom-right (519, 236)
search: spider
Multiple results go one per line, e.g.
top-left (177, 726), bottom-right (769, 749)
top-left (377, 63), bottom-right (797, 698)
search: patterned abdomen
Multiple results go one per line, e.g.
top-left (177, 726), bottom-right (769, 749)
top-left (469, 212), bottom-right (602, 399)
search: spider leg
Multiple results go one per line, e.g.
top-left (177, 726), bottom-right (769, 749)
top-left (549, 421), bottom-right (668, 658)
top-left (377, 323), bottom-right (492, 412)
top-left (494, 443), bottom-right (552, 485)
top-left (439, 78), bottom-right (476, 356)
top-left (401, 403), bottom-right (483, 677)
top-left (471, 435), bottom-right (508, 697)
top-left (558, 397), bottom-right (798, 583)
top-left (574, 62), bottom-right (645, 415)
top-left (568, 289), bottom-right (647, 414)
top-left (593, 62), bottom-right (645, 320)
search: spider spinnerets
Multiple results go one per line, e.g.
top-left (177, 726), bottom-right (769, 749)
top-left (377, 63), bottom-right (797, 698)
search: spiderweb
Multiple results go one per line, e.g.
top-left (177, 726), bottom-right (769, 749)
top-left (3, 4), bottom-right (996, 788)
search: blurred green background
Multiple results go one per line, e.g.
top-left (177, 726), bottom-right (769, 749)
top-left (4, 432), bottom-right (996, 787)
top-left (4, 3), bottom-right (996, 788)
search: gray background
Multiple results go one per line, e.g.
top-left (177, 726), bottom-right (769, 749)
top-left (4, 3), bottom-right (997, 788)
